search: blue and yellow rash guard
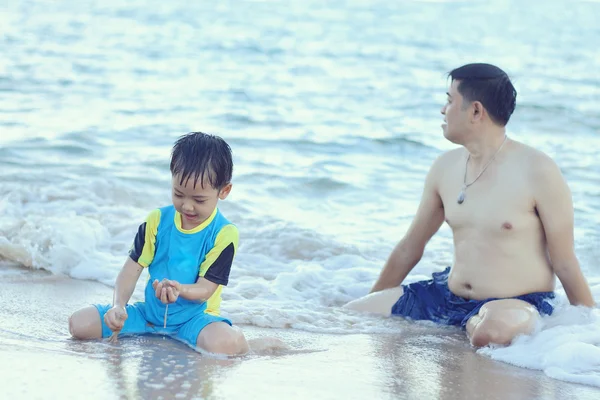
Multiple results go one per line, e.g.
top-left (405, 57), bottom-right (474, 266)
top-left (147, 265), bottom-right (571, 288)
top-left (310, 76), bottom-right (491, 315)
top-left (128, 205), bottom-right (238, 326)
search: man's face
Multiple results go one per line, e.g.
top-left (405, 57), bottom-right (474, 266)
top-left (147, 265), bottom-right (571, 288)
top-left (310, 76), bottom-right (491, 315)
top-left (440, 80), bottom-right (470, 143)
top-left (171, 174), bottom-right (231, 230)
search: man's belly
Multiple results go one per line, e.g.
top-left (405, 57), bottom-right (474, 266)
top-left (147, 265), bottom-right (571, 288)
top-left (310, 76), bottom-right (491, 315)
top-left (448, 236), bottom-right (556, 300)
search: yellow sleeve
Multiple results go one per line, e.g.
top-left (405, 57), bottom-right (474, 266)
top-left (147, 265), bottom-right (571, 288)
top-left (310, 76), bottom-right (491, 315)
top-left (128, 209), bottom-right (161, 268)
top-left (199, 224), bottom-right (239, 286)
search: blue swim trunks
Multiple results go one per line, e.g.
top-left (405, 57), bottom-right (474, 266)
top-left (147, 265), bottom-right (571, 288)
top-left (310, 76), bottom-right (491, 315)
top-left (391, 267), bottom-right (555, 328)
top-left (94, 302), bottom-right (231, 348)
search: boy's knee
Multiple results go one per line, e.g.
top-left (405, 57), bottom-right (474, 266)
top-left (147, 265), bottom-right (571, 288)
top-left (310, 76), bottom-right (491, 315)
top-left (199, 326), bottom-right (248, 356)
top-left (69, 314), bottom-right (84, 339)
top-left (68, 307), bottom-right (102, 340)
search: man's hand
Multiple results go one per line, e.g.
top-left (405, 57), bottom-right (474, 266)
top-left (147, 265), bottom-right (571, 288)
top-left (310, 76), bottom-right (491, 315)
top-left (104, 305), bottom-right (128, 332)
top-left (152, 279), bottom-right (182, 304)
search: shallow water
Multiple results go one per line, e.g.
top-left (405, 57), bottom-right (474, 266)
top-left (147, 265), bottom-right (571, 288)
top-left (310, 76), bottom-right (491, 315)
top-left (1, 0), bottom-right (599, 387)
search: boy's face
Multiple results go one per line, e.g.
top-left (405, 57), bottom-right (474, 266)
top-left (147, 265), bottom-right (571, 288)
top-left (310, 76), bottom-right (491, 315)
top-left (171, 174), bottom-right (232, 230)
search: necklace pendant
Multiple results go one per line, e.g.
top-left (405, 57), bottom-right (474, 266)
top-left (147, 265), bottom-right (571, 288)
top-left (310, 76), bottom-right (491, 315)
top-left (457, 190), bottom-right (465, 204)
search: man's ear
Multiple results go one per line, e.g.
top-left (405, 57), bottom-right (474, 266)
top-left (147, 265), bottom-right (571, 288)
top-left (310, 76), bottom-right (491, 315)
top-left (218, 183), bottom-right (232, 200)
top-left (471, 101), bottom-right (484, 122)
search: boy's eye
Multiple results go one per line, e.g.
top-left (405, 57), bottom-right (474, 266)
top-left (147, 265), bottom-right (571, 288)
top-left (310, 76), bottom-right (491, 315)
top-left (194, 199), bottom-right (205, 204)
top-left (174, 193), bottom-right (183, 198)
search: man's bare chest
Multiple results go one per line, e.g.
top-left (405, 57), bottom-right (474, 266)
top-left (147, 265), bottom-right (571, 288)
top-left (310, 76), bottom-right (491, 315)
top-left (439, 168), bottom-right (538, 234)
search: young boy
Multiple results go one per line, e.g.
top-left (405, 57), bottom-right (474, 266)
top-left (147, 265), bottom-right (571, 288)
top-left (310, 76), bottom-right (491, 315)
top-left (68, 132), bottom-right (249, 356)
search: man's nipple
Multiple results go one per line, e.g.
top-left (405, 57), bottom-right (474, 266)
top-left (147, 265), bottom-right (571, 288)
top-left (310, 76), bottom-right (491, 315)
top-left (502, 222), bottom-right (513, 230)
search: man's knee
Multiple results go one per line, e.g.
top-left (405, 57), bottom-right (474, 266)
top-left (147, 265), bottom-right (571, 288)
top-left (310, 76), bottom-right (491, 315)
top-left (467, 300), bottom-right (539, 348)
top-left (469, 324), bottom-right (511, 347)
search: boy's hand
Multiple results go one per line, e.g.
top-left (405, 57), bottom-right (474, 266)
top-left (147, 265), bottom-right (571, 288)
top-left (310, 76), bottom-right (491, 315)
top-left (152, 279), bottom-right (182, 304)
top-left (105, 305), bottom-right (128, 332)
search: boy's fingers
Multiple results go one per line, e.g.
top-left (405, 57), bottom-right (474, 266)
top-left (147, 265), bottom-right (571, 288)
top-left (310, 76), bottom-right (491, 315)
top-left (117, 311), bottom-right (128, 322)
top-left (167, 287), bottom-right (176, 302)
top-left (155, 282), bottom-right (162, 299)
top-left (161, 288), bottom-right (168, 304)
top-left (105, 315), bottom-right (117, 331)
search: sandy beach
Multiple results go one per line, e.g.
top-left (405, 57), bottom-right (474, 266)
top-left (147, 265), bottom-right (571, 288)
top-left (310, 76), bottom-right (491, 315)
top-left (1, 264), bottom-right (598, 400)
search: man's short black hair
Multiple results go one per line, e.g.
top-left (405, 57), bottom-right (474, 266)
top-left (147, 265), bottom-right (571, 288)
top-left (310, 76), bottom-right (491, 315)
top-left (170, 132), bottom-right (233, 190)
top-left (449, 63), bottom-right (517, 126)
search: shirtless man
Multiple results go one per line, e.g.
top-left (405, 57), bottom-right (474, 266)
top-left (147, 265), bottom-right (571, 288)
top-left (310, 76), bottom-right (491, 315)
top-left (344, 63), bottom-right (595, 347)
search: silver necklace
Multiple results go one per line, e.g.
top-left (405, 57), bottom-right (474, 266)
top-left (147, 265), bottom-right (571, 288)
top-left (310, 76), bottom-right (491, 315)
top-left (457, 135), bottom-right (508, 204)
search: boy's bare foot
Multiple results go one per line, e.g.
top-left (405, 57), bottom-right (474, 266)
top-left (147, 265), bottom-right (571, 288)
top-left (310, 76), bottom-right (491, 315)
top-left (247, 337), bottom-right (289, 355)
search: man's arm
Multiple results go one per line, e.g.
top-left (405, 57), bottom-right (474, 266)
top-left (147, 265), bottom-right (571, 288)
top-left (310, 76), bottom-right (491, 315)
top-left (371, 156), bottom-right (446, 293)
top-left (532, 154), bottom-right (595, 307)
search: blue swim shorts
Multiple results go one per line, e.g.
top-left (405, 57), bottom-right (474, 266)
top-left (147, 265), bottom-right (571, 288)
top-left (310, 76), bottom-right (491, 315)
top-left (94, 302), bottom-right (231, 347)
top-left (390, 267), bottom-right (555, 328)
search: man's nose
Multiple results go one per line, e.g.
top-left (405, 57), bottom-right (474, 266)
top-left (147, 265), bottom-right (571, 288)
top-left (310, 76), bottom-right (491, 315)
top-left (440, 105), bottom-right (446, 115)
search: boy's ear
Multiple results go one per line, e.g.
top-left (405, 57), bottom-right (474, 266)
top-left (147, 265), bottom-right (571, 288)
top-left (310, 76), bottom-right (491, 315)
top-left (218, 183), bottom-right (232, 200)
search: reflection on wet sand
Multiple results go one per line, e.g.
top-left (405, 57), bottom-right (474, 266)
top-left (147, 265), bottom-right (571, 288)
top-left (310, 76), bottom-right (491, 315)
top-left (368, 320), bottom-right (597, 400)
top-left (93, 336), bottom-right (240, 399)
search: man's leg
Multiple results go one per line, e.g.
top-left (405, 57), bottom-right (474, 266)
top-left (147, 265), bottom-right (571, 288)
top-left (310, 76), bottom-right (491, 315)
top-left (466, 299), bottom-right (540, 347)
top-left (342, 286), bottom-right (404, 317)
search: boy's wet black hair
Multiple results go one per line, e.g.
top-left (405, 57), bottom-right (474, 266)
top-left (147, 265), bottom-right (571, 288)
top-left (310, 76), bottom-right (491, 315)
top-left (449, 63), bottom-right (517, 126)
top-left (170, 132), bottom-right (233, 190)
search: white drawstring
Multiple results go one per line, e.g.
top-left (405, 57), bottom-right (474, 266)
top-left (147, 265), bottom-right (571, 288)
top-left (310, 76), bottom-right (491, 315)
top-left (164, 304), bottom-right (168, 328)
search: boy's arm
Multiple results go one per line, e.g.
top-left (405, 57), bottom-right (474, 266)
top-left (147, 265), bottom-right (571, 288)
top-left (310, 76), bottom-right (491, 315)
top-left (113, 257), bottom-right (144, 308)
top-left (178, 224), bottom-right (239, 302)
top-left (117, 209), bottom-right (160, 306)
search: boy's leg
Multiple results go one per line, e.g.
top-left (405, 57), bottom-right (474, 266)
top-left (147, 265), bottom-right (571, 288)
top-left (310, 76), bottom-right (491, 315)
top-left (69, 306), bottom-right (103, 339)
top-left (177, 314), bottom-right (248, 356)
top-left (197, 322), bottom-right (249, 356)
top-left (342, 286), bottom-right (404, 316)
top-left (69, 303), bottom-right (151, 340)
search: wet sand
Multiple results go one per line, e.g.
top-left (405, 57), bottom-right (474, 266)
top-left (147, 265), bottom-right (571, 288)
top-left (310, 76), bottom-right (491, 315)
top-left (1, 267), bottom-right (599, 400)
